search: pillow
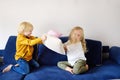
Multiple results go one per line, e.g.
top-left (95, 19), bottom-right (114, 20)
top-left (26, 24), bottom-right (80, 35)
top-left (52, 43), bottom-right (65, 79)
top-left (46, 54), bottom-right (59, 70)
top-left (43, 35), bottom-right (65, 54)
top-left (47, 30), bottom-right (62, 37)
top-left (109, 46), bottom-right (120, 64)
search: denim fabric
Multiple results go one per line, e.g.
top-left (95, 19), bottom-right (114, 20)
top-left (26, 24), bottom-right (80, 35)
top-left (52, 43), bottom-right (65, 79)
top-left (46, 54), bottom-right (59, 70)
top-left (12, 58), bottom-right (39, 75)
top-left (29, 59), bottom-right (40, 68)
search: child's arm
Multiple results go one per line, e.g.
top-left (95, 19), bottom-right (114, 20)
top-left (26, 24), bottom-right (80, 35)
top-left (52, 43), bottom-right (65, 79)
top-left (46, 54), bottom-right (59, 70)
top-left (18, 36), bottom-right (42, 46)
top-left (40, 35), bottom-right (47, 42)
top-left (63, 45), bottom-right (68, 54)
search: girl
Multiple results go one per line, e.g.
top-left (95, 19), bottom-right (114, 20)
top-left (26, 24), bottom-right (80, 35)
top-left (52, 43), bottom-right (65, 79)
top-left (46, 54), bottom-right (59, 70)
top-left (2, 21), bottom-right (46, 74)
top-left (57, 26), bottom-right (88, 74)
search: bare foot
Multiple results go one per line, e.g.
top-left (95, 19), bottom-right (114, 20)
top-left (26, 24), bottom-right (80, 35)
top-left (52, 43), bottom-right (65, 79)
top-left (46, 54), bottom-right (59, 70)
top-left (2, 64), bottom-right (13, 73)
top-left (65, 67), bottom-right (73, 74)
top-left (15, 64), bottom-right (19, 67)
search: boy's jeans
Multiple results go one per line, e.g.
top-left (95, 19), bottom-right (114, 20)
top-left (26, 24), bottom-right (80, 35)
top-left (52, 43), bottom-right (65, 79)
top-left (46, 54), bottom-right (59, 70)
top-left (12, 58), bottom-right (39, 75)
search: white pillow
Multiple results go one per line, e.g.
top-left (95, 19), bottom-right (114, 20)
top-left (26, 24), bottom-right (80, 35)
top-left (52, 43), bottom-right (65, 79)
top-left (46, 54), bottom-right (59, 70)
top-left (47, 30), bottom-right (62, 37)
top-left (43, 35), bottom-right (65, 55)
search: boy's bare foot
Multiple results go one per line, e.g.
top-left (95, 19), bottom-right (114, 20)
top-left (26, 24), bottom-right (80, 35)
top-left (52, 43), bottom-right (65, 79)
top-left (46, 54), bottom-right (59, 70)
top-left (15, 64), bottom-right (19, 67)
top-left (65, 67), bottom-right (73, 74)
top-left (2, 64), bottom-right (13, 73)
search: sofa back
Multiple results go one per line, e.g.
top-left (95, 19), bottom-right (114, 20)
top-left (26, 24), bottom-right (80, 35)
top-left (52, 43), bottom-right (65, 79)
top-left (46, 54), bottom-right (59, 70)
top-left (3, 36), bottom-right (102, 67)
top-left (3, 36), bottom-right (17, 64)
top-left (38, 37), bottom-right (102, 67)
top-left (3, 36), bottom-right (38, 65)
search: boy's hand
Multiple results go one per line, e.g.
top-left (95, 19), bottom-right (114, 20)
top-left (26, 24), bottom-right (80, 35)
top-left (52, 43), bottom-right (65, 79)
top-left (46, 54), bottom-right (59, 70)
top-left (41, 35), bottom-right (47, 42)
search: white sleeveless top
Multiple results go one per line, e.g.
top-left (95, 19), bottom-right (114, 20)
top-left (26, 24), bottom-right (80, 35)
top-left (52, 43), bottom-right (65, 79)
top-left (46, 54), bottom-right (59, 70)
top-left (65, 42), bottom-right (86, 66)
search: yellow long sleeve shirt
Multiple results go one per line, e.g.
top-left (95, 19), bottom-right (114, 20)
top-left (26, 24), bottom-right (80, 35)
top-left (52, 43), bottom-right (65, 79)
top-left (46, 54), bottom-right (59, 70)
top-left (15, 34), bottom-right (43, 61)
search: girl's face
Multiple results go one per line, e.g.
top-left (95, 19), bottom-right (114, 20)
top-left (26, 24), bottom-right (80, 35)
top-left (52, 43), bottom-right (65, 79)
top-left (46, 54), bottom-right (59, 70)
top-left (71, 29), bottom-right (82, 42)
top-left (24, 28), bottom-right (33, 37)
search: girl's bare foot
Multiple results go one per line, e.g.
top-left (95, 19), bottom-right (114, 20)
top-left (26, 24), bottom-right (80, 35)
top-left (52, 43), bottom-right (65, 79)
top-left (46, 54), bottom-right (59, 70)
top-left (65, 67), bottom-right (73, 74)
top-left (2, 64), bottom-right (13, 73)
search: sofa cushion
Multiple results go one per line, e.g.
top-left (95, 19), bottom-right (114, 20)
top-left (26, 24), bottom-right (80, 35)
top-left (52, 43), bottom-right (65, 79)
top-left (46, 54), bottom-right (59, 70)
top-left (0, 70), bottom-right (24, 80)
top-left (109, 46), bottom-right (120, 64)
top-left (38, 44), bottom-right (67, 66)
top-left (24, 66), bottom-right (74, 80)
top-left (85, 39), bottom-right (102, 66)
top-left (38, 37), bottom-right (102, 67)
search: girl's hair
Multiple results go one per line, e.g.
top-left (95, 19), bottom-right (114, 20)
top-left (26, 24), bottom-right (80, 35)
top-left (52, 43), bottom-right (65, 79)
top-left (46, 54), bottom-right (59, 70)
top-left (69, 26), bottom-right (87, 53)
top-left (17, 21), bottom-right (33, 34)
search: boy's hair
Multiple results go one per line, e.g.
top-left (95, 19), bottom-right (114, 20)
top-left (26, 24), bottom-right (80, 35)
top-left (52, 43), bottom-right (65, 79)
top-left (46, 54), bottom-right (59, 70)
top-left (69, 26), bottom-right (87, 53)
top-left (17, 21), bottom-right (33, 34)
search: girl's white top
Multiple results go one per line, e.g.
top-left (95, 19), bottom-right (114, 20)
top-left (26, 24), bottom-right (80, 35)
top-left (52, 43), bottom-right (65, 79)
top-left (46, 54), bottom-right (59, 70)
top-left (65, 41), bottom-right (86, 66)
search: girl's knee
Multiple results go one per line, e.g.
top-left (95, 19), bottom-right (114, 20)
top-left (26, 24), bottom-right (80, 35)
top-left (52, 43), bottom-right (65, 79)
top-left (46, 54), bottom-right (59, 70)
top-left (73, 66), bottom-right (88, 74)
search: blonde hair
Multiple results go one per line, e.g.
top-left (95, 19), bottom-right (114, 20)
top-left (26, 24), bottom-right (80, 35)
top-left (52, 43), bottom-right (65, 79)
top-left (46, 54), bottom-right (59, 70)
top-left (17, 21), bottom-right (33, 34)
top-left (69, 26), bottom-right (87, 53)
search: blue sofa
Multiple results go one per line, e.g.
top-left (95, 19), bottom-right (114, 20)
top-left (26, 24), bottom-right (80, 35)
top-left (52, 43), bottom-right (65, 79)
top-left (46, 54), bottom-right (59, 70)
top-left (0, 36), bottom-right (120, 80)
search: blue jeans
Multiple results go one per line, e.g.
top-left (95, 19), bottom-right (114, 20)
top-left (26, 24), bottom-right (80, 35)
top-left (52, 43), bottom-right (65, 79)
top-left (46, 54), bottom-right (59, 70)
top-left (11, 58), bottom-right (39, 75)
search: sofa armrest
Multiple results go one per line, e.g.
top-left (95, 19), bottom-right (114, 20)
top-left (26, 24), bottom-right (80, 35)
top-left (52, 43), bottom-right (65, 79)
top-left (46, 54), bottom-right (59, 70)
top-left (0, 50), bottom-right (4, 56)
top-left (109, 46), bottom-right (120, 64)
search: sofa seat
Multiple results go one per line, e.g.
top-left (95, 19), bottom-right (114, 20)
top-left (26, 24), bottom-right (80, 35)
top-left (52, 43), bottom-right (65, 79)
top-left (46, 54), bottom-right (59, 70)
top-left (24, 60), bottom-right (120, 80)
top-left (24, 66), bottom-right (74, 80)
top-left (89, 60), bottom-right (120, 80)
top-left (0, 70), bottom-right (24, 80)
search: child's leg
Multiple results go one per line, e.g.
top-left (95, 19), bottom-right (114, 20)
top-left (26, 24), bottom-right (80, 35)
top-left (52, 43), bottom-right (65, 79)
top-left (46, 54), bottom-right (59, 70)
top-left (2, 64), bottom-right (13, 73)
top-left (73, 59), bottom-right (88, 74)
top-left (29, 59), bottom-right (40, 68)
top-left (12, 58), bottom-right (29, 75)
top-left (57, 61), bottom-right (73, 73)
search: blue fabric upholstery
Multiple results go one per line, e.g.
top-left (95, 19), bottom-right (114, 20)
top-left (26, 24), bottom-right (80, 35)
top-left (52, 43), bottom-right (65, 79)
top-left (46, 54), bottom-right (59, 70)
top-left (0, 50), bottom-right (4, 56)
top-left (3, 36), bottom-right (17, 65)
top-left (24, 66), bottom-right (75, 80)
top-left (109, 46), bottom-right (120, 64)
top-left (85, 39), bottom-right (102, 66)
top-left (1, 36), bottom-right (120, 80)
top-left (38, 44), bottom-right (67, 66)
top-left (0, 70), bottom-right (24, 80)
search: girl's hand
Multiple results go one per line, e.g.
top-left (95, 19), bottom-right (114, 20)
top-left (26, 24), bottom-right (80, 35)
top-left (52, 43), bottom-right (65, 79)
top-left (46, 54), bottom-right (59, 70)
top-left (64, 45), bottom-right (68, 53)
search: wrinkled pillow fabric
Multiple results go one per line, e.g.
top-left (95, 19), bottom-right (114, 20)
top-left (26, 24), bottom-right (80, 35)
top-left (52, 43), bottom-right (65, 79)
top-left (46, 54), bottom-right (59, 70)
top-left (47, 30), bottom-right (62, 37)
top-left (43, 35), bottom-right (65, 54)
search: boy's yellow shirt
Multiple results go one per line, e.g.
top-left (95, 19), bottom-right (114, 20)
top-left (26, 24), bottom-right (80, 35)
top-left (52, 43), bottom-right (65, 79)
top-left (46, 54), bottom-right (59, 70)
top-left (15, 34), bottom-right (43, 61)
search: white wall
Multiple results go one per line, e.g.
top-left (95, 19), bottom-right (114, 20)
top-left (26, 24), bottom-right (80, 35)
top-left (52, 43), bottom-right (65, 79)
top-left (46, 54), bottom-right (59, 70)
top-left (0, 0), bottom-right (120, 49)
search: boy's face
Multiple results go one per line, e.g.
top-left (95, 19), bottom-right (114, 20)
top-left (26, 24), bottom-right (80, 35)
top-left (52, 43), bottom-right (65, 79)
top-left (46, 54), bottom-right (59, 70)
top-left (24, 28), bottom-right (33, 37)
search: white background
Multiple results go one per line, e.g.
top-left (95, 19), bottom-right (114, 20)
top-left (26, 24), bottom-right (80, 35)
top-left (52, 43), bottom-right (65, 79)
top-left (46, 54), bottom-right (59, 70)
top-left (0, 0), bottom-right (120, 49)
